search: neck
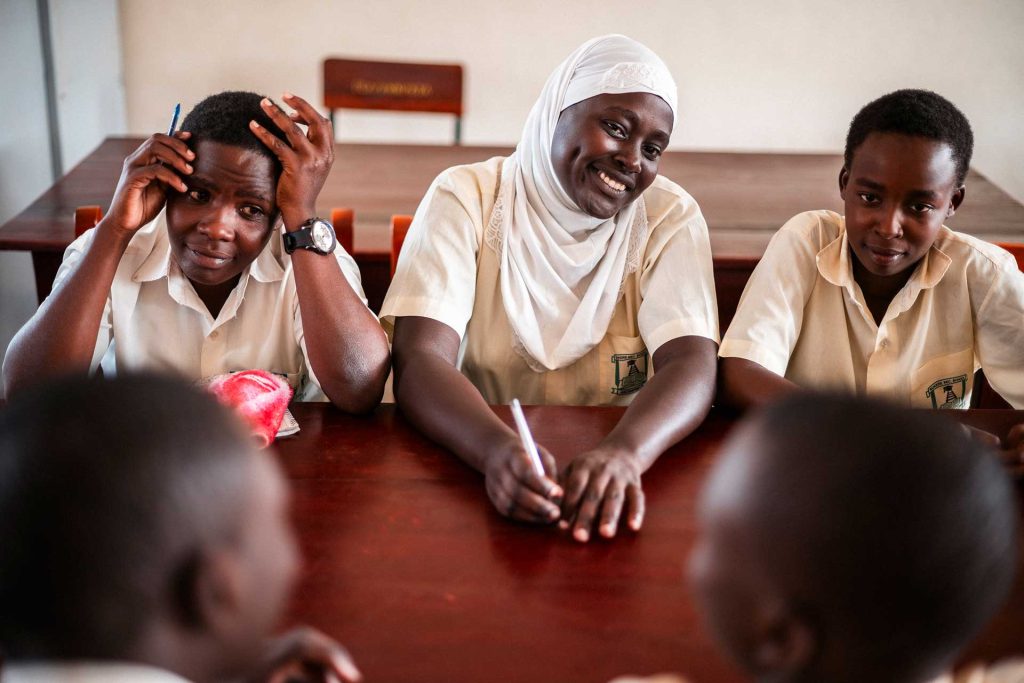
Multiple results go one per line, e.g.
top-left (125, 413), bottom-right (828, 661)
top-left (121, 620), bottom-right (232, 683)
top-left (190, 275), bottom-right (241, 320)
top-left (850, 255), bottom-right (915, 324)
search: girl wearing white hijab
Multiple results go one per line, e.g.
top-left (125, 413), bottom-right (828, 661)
top-left (381, 35), bottom-right (719, 541)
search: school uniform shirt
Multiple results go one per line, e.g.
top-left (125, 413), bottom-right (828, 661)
top-left (51, 209), bottom-right (369, 402)
top-left (379, 156), bottom-right (719, 406)
top-left (932, 659), bottom-right (1024, 683)
top-left (720, 210), bottom-right (1024, 408)
top-left (1, 662), bottom-right (192, 683)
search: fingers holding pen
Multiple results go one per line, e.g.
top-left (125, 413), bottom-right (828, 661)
top-left (485, 439), bottom-right (562, 524)
top-left (125, 131), bottom-right (194, 174)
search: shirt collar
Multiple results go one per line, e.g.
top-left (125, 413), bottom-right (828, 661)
top-left (1, 661), bottom-right (193, 683)
top-left (249, 226), bottom-right (287, 283)
top-left (816, 217), bottom-right (952, 296)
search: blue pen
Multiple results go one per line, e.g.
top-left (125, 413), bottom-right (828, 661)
top-left (167, 103), bottom-right (181, 135)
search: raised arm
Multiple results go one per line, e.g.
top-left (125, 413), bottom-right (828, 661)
top-left (560, 335), bottom-right (717, 542)
top-left (250, 94), bottom-right (389, 413)
top-left (392, 315), bottom-right (563, 524)
top-left (2, 133), bottom-right (193, 398)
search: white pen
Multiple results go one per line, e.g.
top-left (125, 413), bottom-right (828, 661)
top-left (511, 398), bottom-right (546, 478)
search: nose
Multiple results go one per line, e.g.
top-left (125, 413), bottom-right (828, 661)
top-left (615, 141), bottom-right (643, 175)
top-left (876, 207), bottom-right (903, 239)
top-left (197, 204), bottom-right (236, 241)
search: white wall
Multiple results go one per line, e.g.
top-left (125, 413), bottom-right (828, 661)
top-left (50, 0), bottom-right (127, 171)
top-left (120, 0), bottom-right (1024, 203)
top-left (0, 0), bottom-right (126, 393)
top-left (0, 0), bottom-right (55, 391)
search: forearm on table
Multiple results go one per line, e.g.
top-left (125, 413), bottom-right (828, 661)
top-left (3, 223), bottom-right (129, 396)
top-left (291, 251), bottom-right (390, 413)
top-left (599, 336), bottom-right (719, 470)
top-left (718, 355), bottom-right (799, 411)
top-left (393, 352), bottom-right (517, 473)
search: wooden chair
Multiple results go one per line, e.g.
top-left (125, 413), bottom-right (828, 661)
top-left (75, 205), bottom-right (103, 236)
top-left (390, 214), bottom-right (413, 277)
top-left (972, 242), bottom-right (1023, 408)
top-left (329, 207), bottom-right (355, 254)
top-left (323, 58), bottom-right (464, 144)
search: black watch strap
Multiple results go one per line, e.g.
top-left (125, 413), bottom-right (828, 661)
top-left (282, 228), bottom-right (315, 253)
top-left (283, 218), bottom-right (336, 255)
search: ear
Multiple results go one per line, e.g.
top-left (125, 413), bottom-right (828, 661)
top-left (838, 167), bottom-right (850, 199)
top-left (947, 185), bottom-right (966, 217)
top-left (750, 599), bottom-right (817, 677)
top-left (174, 547), bottom-right (246, 635)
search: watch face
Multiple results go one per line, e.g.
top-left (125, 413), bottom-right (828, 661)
top-left (311, 220), bottom-right (334, 252)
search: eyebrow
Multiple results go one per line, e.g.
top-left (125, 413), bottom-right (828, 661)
top-left (853, 177), bottom-right (942, 199)
top-left (236, 188), bottom-right (273, 203)
top-left (604, 106), bottom-right (671, 143)
top-left (605, 106), bottom-right (640, 123)
top-left (189, 174), bottom-right (273, 203)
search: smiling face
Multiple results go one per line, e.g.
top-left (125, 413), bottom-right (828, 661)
top-left (550, 92), bottom-right (673, 219)
top-left (166, 140), bottom-right (279, 294)
top-left (839, 132), bottom-right (964, 289)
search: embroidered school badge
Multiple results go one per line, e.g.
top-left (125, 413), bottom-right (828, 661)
top-left (925, 374), bottom-right (968, 409)
top-left (610, 351), bottom-right (649, 395)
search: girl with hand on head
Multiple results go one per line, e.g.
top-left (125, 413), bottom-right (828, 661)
top-left (383, 35), bottom-right (719, 542)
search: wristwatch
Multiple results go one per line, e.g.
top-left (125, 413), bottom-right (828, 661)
top-left (283, 217), bottom-right (337, 255)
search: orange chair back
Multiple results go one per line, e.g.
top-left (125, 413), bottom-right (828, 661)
top-left (390, 214), bottom-right (413, 277)
top-left (996, 242), bottom-right (1024, 271)
top-left (330, 207), bottom-right (355, 254)
top-left (75, 205), bottom-right (103, 236)
top-left (323, 58), bottom-right (464, 143)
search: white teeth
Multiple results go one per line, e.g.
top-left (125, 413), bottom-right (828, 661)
top-left (598, 170), bottom-right (626, 192)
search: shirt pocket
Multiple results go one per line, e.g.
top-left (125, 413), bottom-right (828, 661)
top-left (911, 348), bottom-right (975, 409)
top-left (599, 334), bottom-right (650, 398)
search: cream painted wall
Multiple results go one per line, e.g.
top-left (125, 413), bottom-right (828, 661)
top-left (120, 0), bottom-right (1024, 203)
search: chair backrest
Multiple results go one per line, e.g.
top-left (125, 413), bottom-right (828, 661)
top-left (75, 205), bottom-right (103, 236)
top-left (390, 214), bottom-right (413, 277)
top-left (996, 242), bottom-right (1024, 271)
top-left (323, 58), bottom-right (464, 143)
top-left (330, 207), bottom-right (355, 254)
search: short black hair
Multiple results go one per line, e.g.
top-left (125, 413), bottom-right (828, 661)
top-left (844, 89), bottom-right (974, 186)
top-left (0, 373), bottom-right (257, 659)
top-left (181, 90), bottom-right (288, 176)
top-left (731, 395), bottom-right (1017, 682)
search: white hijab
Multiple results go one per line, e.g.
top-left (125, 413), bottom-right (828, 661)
top-left (485, 34), bottom-right (678, 372)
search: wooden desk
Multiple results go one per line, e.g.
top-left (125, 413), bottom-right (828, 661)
top-left (4, 137), bottom-right (1022, 311)
top-left (278, 404), bottom-right (1024, 683)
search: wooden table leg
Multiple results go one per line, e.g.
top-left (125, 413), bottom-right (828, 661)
top-left (31, 251), bottom-right (61, 304)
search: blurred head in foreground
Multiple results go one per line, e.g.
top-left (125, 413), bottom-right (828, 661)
top-left (688, 394), bottom-right (1017, 683)
top-left (0, 373), bottom-right (299, 680)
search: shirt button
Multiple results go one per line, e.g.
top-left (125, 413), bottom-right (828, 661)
top-left (210, 330), bottom-right (220, 339)
top-left (879, 338), bottom-right (889, 349)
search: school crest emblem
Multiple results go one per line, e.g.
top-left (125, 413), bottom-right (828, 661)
top-left (610, 350), bottom-right (649, 395)
top-left (925, 374), bottom-right (968, 409)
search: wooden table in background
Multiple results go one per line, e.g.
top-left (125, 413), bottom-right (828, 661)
top-left (3, 138), bottom-right (1022, 318)
top-left (278, 404), bottom-right (1024, 683)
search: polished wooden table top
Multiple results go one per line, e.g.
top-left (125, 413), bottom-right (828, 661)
top-left (3, 137), bottom-right (1022, 257)
top-left (277, 404), bottom-right (1024, 683)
